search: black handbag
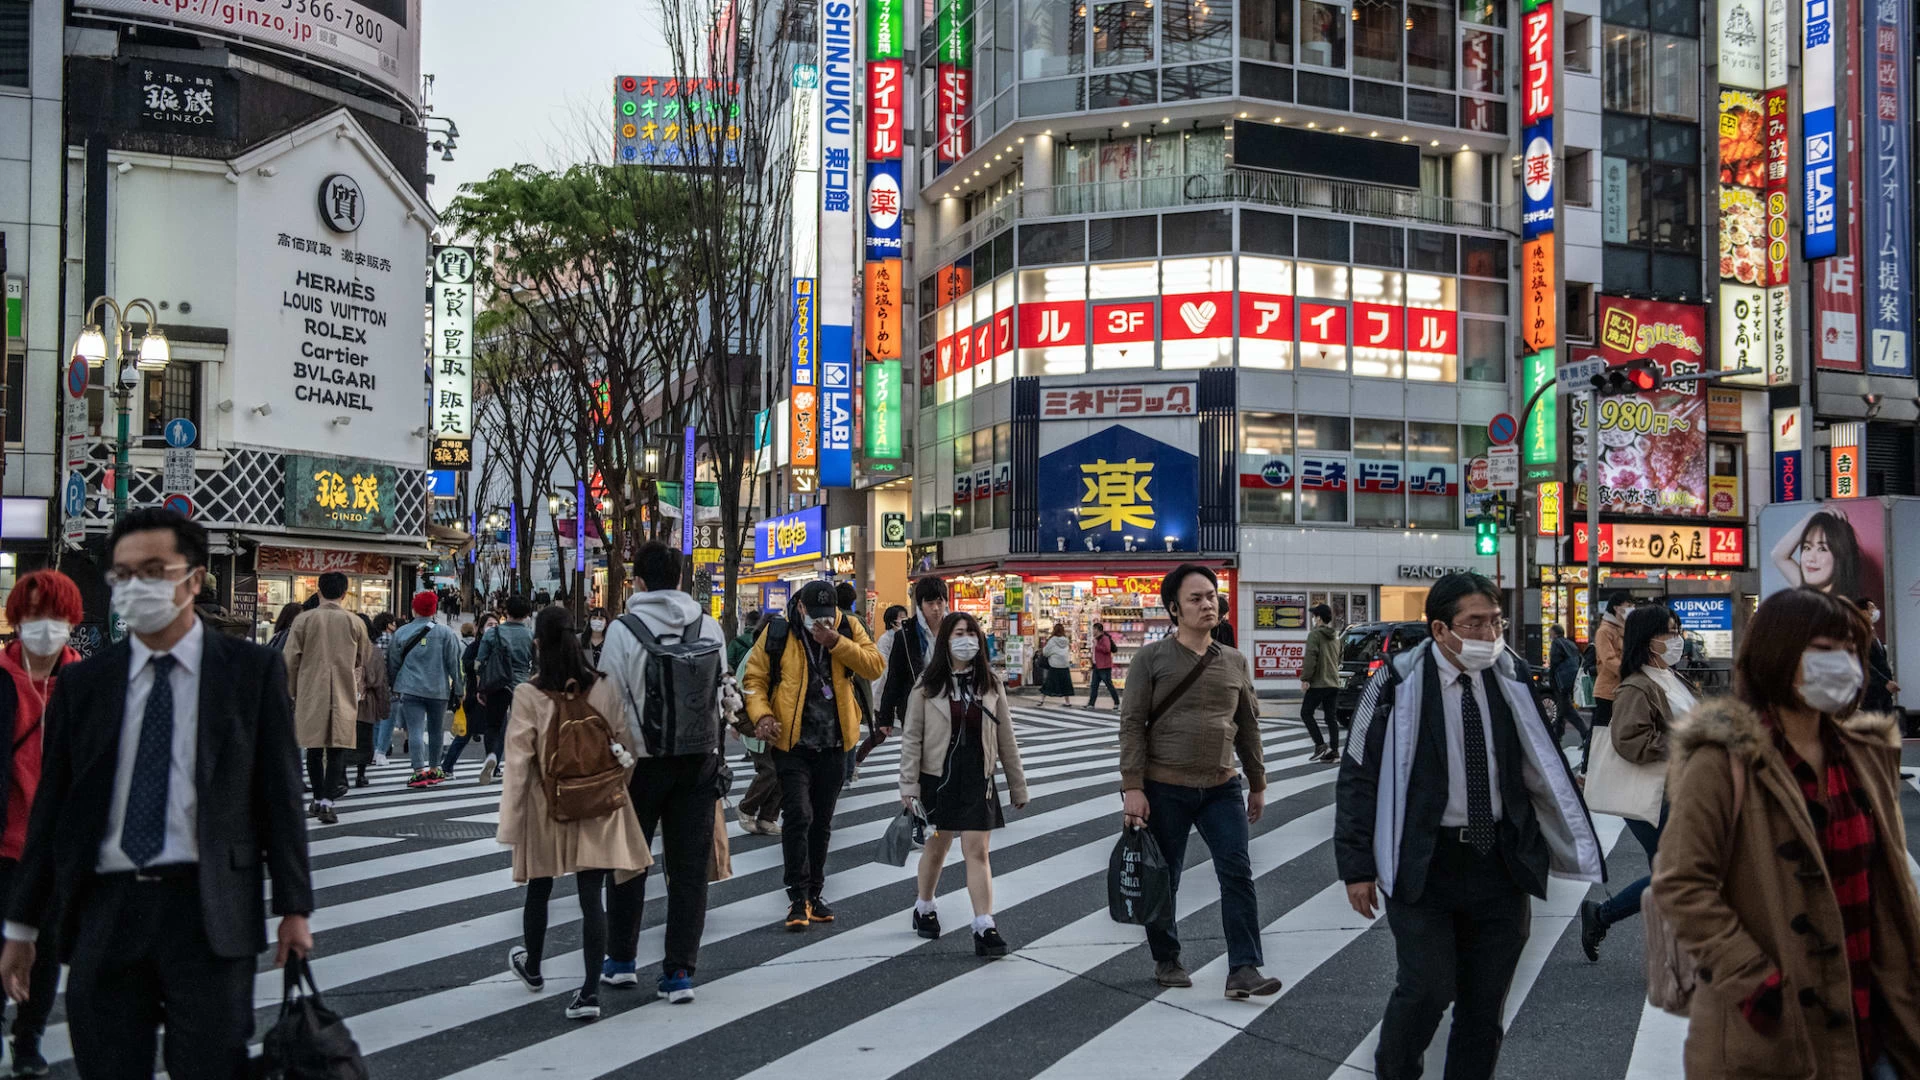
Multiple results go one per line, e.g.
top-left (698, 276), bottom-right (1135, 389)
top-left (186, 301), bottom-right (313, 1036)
top-left (255, 957), bottom-right (369, 1080)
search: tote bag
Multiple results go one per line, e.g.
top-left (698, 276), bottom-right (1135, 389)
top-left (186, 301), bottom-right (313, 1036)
top-left (1582, 729), bottom-right (1665, 823)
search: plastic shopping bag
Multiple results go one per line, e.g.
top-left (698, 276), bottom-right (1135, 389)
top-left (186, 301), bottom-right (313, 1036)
top-left (1107, 826), bottom-right (1173, 926)
top-left (451, 706), bottom-right (467, 739)
top-left (876, 806), bottom-right (927, 867)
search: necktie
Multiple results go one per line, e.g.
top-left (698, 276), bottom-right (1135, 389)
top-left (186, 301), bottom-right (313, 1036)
top-left (121, 654), bottom-right (178, 868)
top-left (1458, 672), bottom-right (1495, 856)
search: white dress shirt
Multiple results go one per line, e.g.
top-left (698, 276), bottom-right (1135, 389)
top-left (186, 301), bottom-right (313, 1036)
top-left (1431, 647), bottom-right (1504, 828)
top-left (97, 618), bottom-right (204, 873)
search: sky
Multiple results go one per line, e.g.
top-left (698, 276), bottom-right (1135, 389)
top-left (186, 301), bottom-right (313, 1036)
top-left (417, 1), bottom-right (672, 218)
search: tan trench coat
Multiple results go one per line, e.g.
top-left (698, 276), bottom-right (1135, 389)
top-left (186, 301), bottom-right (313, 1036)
top-left (1652, 696), bottom-right (1920, 1079)
top-left (285, 603), bottom-right (371, 750)
top-left (496, 680), bottom-right (652, 884)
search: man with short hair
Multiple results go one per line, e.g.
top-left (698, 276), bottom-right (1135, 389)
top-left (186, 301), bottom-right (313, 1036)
top-left (0, 508), bottom-right (312, 1078)
top-left (599, 543), bottom-right (731, 1003)
top-left (283, 572), bottom-right (371, 824)
top-left (387, 592), bottom-right (465, 789)
top-left (1337, 572), bottom-right (1601, 1080)
top-left (1299, 603), bottom-right (1342, 762)
top-left (743, 580), bottom-right (884, 932)
top-left (471, 595), bottom-right (534, 783)
top-left (876, 577), bottom-right (949, 733)
top-left (1120, 564), bottom-right (1283, 1000)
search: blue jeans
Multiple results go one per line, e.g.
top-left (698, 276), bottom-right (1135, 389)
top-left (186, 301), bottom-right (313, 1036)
top-left (392, 695), bottom-right (446, 773)
top-left (372, 715), bottom-right (397, 759)
top-left (1597, 808), bottom-right (1666, 926)
top-left (1143, 777), bottom-right (1262, 968)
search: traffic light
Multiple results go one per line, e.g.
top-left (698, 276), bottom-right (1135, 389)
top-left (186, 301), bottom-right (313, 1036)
top-left (1475, 519), bottom-right (1500, 557)
top-left (1589, 359), bottom-right (1662, 396)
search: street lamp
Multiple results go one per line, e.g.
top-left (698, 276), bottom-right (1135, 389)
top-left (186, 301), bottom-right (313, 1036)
top-left (74, 296), bottom-right (170, 522)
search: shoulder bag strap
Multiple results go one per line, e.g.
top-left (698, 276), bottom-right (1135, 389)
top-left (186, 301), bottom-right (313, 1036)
top-left (1146, 644), bottom-right (1217, 730)
top-left (395, 624), bottom-right (432, 674)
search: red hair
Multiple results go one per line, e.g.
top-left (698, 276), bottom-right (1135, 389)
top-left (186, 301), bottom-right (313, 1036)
top-left (6, 570), bottom-right (84, 627)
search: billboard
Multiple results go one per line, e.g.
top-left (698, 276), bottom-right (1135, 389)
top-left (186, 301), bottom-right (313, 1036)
top-left (818, 0), bottom-right (858, 487)
top-left (1801, 0), bottom-right (1837, 258)
top-left (1860, 0), bottom-right (1911, 376)
top-left (1038, 425), bottom-right (1197, 554)
top-left (1758, 499), bottom-right (1884, 606)
top-left (789, 279), bottom-right (818, 467)
top-left (430, 246), bottom-right (475, 470)
top-left (1715, 0), bottom-right (1793, 387)
top-left (613, 75), bottom-right (742, 167)
top-left (77, 0), bottom-right (420, 107)
top-left (1567, 296), bottom-right (1710, 518)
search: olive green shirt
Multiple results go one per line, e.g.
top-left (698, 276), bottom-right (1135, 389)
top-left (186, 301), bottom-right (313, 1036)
top-left (1119, 637), bottom-right (1266, 793)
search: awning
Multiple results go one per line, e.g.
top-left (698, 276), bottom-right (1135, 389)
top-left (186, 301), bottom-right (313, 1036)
top-left (246, 535), bottom-right (433, 560)
top-left (428, 524), bottom-right (473, 552)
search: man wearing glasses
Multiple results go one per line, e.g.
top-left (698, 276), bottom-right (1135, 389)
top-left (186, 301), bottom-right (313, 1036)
top-left (1334, 572), bottom-right (1600, 1080)
top-left (0, 508), bottom-right (312, 1078)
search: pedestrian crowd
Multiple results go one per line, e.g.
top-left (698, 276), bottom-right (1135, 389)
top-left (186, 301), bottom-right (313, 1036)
top-left (0, 506), bottom-right (1913, 1079)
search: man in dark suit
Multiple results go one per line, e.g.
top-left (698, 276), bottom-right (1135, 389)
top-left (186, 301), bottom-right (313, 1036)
top-left (0, 508), bottom-right (313, 1079)
top-left (1335, 572), bottom-right (1601, 1080)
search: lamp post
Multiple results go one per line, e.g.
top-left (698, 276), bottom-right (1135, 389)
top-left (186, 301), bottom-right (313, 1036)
top-left (72, 296), bottom-right (170, 522)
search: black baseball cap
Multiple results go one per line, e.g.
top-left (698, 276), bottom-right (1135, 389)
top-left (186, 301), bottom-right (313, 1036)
top-left (797, 581), bottom-right (839, 619)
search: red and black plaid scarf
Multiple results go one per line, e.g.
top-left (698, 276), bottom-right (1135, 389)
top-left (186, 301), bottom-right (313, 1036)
top-left (1773, 720), bottom-right (1882, 1070)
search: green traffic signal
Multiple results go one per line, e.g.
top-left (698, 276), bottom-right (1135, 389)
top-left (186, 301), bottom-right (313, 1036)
top-left (1475, 519), bottom-right (1499, 557)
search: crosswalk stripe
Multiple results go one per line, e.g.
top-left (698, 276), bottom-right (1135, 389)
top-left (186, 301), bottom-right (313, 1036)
top-left (1623, 1000), bottom-right (1689, 1078)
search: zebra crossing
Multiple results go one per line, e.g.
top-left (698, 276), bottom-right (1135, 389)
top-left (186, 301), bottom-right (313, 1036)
top-left (35, 703), bottom-right (1920, 1078)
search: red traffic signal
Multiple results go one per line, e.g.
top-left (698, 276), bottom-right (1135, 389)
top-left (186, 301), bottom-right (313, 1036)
top-left (1591, 359), bottom-right (1663, 396)
top-left (1625, 360), bottom-right (1660, 392)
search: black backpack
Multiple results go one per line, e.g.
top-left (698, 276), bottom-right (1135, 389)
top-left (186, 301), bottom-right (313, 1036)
top-left (616, 614), bottom-right (727, 757)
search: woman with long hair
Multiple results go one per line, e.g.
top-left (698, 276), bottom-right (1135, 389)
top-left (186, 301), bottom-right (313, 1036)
top-left (1653, 589), bottom-right (1920, 1078)
top-left (0, 572), bottom-right (83, 1073)
top-left (368, 611), bottom-right (400, 765)
top-left (267, 602), bottom-right (304, 652)
top-left (497, 606), bottom-right (651, 1022)
top-left (898, 612), bottom-right (1029, 957)
top-left (1770, 509), bottom-right (1863, 598)
top-left (1578, 603), bottom-right (1693, 960)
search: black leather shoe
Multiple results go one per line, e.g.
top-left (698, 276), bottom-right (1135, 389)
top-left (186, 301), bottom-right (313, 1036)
top-left (974, 927), bottom-right (1009, 958)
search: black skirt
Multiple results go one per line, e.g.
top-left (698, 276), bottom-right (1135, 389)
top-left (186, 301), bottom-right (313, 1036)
top-left (1042, 662), bottom-right (1074, 697)
top-left (920, 689), bottom-right (1005, 832)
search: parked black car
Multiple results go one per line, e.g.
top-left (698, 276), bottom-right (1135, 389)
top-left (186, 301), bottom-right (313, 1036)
top-left (1334, 621), bottom-right (1431, 724)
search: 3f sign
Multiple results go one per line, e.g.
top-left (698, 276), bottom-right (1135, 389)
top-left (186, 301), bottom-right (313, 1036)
top-left (1105, 308), bottom-right (1146, 336)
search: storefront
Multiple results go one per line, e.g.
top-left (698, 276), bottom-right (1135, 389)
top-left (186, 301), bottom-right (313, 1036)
top-left (754, 505), bottom-right (828, 617)
top-left (253, 545), bottom-right (402, 630)
top-left (1540, 519), bottom-right (1748, 662)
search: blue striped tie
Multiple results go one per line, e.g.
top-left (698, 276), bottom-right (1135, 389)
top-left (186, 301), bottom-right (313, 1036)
top-left (120, 654), bottom-right (177, 868)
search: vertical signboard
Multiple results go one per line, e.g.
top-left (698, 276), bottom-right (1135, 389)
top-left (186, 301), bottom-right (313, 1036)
top-left (1814, 0), bottom-right (1862, 372)
top-left (863, 0), bottom-right (905, 463)
top-left (789, 63), bottom-right (820, 474)
top-left (1801, 0), bottom-right (1837, 258)
top-left (789, 278), bottom-right (818, 467)
top-left (1717, 0), bottom-right (1793, 387)
top-left (1771, 404), bottom-right (1807, 503)
top-left (1828, 420), bottom-right (1863, 499)
top-left (819, 0), bottom-right (858, 487)
top-left (681, 426), bottom-right (698, 555)
top-left (864, 359), bottom-right (902, 458)
top-left (936, 0), bottom-right (972, 169)
top-left (1519, 1), bottom-right (1558, 483)
top-left (1860, 0), bottom-right (1911, 376)
top-left (430, 246), bottom-right (475, 471)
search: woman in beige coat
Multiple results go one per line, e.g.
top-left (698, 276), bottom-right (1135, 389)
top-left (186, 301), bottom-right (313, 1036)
top-left (899, 612), bottom-right (1028, 958)
top-left (1653, 588), bottom-right (1920, 1079)
top-left (497, 606), bottom-right (651, 1022)
top-left (283, 574), bottom-right (371, 823)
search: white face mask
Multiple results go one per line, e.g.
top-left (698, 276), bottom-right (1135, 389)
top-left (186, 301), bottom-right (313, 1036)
top-left (18, 619), bottom-right (70, 658)
top-left (1659, 637), bottom-right (1686, 666)
top-left (949, 636), bottom-right (981, 663)
top-left (1870, 607), bottom-right (1882, 624)
top-left (112, 575), bottom-right (192, 636)
top-left (1451, 636), bottom-right (1501, 672)
top-left (590, 619), bottom-right (607, 632)
top-left (1798, 650), bottom-right (1864, 714)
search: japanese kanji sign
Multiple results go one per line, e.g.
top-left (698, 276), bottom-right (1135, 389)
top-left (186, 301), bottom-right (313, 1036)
top-left (790, 278), bottom-right (819, 468)
top-left (285, 455), bottom-right (398, 533)
top-left (1039, 425), bottom-right (1198, 554)
top-left (430, 246), bottom-right (475, 465)
top-left (1860, 0), bottom-right (1911, 376)
top-left (1571, 523), bottom-right (1746, 568)
top-left (819, 1), bottom-right (858, 488)
top-left (1039, 383), bottom-right (1198, 420)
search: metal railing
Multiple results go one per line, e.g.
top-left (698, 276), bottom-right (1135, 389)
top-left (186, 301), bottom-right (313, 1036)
top-left (929, 169), bottom-right (1511, 266)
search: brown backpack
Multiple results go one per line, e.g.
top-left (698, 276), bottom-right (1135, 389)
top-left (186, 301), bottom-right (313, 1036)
top-left (538, 681), bottom-right (630, 823)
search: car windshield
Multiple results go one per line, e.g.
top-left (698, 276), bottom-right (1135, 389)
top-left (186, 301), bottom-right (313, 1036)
top-left (1341, 627), bottom-right (1386, 663)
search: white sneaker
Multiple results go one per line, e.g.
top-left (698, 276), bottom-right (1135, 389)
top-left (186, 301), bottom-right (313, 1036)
top-left (478, 754), bottom-right (498, 784)
top-left (372, 753), bottom-right (389, 767)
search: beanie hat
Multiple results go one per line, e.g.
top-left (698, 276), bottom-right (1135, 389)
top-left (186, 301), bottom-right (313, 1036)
top-left (411, 591), bottom-right (438, 617)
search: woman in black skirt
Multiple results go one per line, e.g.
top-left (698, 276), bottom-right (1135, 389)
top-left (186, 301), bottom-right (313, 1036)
top-left (899, 612), bottom-right (1030, 957)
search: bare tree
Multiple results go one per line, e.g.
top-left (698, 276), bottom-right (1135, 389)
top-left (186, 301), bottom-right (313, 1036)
top-left (472, 307), bottom-right (570, 596)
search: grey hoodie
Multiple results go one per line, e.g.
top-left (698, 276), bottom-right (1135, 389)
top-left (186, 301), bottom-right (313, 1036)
top-left (598, 589), bottom-right (727, 757)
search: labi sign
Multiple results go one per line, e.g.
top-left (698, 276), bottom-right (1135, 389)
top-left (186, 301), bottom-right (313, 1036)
top-left (1039, 425), bottom-right (1198, 554)
top-left (285, 455), bottom-right (397, 534)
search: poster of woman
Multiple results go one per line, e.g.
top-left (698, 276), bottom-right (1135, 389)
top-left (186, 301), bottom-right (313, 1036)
top-left (1758, 500), bottom-right (1885, 629)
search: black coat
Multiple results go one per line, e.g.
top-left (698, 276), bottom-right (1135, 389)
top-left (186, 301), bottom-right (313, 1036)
top-left (1335, 650), bottom-right (1556, 904)
top-left (1866, 637), bottom-right (1897, 713)
top-left (877, 617), bottom-right (932, 728)
top-left (8, 619), bottom-right (313, 961)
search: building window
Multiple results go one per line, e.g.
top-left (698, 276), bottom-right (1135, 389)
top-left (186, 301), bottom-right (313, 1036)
top-left (1239, 0), bottom-right (1293, 63)
top-left (1164, 0), bottom-right (1231, 62)
top-left (1296, 413), bottom-right (1351, 524)
top-left (1354, 418), bottom-right (1407, 527)
top-left (1092, 0), bottom-right (1155, 67)
top-left (1461, 28), bottom-right (1503, 93)
top-left (1563, 13), bottom-right (1592, 71)
top-left (1405, 0), bottom-right (1453, 88)
top-left (1408, 421), bottom-right (1458, 528)
top-left (141, 362), bottom-right (201, 446)
top-left (0, 1), bottom-right (25, 89)
top-left (1647, 34), bottom-right (1698, 121)
top-left (1565, 148), bottom-right (1593, 206)
top-left (1459, 316), bottom-right (1506, 383)
top-left (1603, 27), bottom-right (1649, 113)
top-left (1352, 0), bottom-right (1402, 81)
top-left (1240, 411), bottom-right (1296, 525)
top-left (1299, 0), bottom-right (1348, 69)
top-left (1566, 281), bottom-right (1597, 341)
top-left (1020, 0), bottom-right (1086, 77)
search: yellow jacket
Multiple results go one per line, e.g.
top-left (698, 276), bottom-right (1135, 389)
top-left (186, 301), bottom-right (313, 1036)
top-left (742, 615), bottom-right (886, 752)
